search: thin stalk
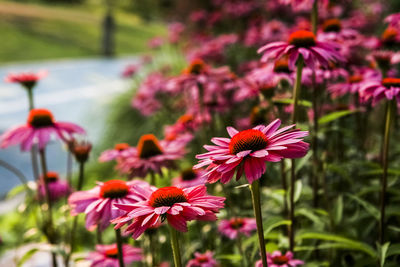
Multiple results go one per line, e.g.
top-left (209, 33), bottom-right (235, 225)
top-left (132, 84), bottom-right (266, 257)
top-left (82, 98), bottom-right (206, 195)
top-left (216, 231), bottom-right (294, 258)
top-left (149, 233), bottom-right (158, 267)
top-left (250, 179), bottom-right (268, 267)
top-left (237, 234), bottom-right (248, 267)
top-left (26, 88), bottom-right (40, 183)
top-left (312, 73), bottom-right (319, 208)
top-left (280, 161), bottom-right (288, 216)
top-left (115, 229), bottom-right (125, 267)
top-left (311, 0), bottom-right (318, 35)
top-left (0, 159), bottom-right (31, 193)
top-left (168, 224), bottom-right (182, 267)
top-left (289, 56), bottom-right (304, 252)
top-left (379, 100), bottom-right (395, 244)
top-left (66, 152), bottom-right (73, 187)
top-left (96, 227), bottom-right (103, 244)
top-left (77, 162), bottom-right (85, 191)
top-left (39, 148), bottom-right (58, 267)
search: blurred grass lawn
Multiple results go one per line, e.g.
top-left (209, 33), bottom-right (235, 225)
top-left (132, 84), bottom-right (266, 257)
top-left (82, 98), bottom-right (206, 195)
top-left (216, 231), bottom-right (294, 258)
top-left (0, 1), bottom-right (165, 63)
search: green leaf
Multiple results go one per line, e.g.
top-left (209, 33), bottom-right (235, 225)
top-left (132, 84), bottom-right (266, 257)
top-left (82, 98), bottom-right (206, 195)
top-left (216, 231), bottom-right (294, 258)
top-left (263, 217), bottom-right (291, 236)
top-left (333, 195), bottom-right (343, 225)
top-left (216, 254), bottom-right (242, 262)
top-left (318, 110), bottom-right (358, 125)
top-left (387, 244), bottom-right (400, 257)
top-left (295, 208), bottom-right (325, 228)
top-left (272, 98), bottom-right (312, 107)
top-left (296, 231), bottom-right (377, 258)
top-left (294, 180), bottom-right (303, 203)
top-left (346, 194), bottom-right (380, 220)
top-left (17, 248), bottom-right (39, 267)
top-left (377, 242), bottom-right (390, 267)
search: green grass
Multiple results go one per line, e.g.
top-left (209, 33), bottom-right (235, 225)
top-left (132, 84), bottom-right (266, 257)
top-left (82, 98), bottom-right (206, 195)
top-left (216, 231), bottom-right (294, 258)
top-left (0, 1), bottom-right (165, 63)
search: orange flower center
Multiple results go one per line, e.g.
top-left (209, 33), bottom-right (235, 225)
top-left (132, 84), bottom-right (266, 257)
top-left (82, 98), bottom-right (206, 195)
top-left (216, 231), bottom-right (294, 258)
top-left (229, 218), bottom-right (245, 229)
top-left (137, 134), bottom-right (163, 159)
top-left (73, 142), bottom-right (92, 162)
top-left (272, 255), bottom-right (289, 265)
top-left (288, 30), bottom-right (316, 47)
top-left (348, 75), bottom-right (363, 84)
top-left (322, 18), bottom-right (342, 32)
top-left (197, 255), bottom-right (209, 263)
top-left (27, 109), bottom-right (55, 128)
top-left (149, 187), bottom-right (188, 208)
top-left (180, 168), bottom-right (197, 181)
top-left (382, 27), bottom-right (398, 43)
top-left (184, 58), bottom-right (207, 75)
top-left (100, 180), bottom-right (129, 199)
top-left (229, 129), bottom-right (268, 155)
top-left (178, 114), bottom-right (194, 124)
top-left (44, 171), bottom-right (59, 183)
top-left (105, 247), bottom-right (119, 258)
top-left (274, 57), bottom-right (290, 73)
top-left (382, 78), bottom-right (400, 88)
top-left (114, 143), bottom-right (130, 151)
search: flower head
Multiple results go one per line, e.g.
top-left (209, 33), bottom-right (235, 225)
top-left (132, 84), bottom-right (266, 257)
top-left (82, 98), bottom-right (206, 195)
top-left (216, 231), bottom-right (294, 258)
top-left (112, 185), bottom-right (225, 239)
top-left (0, 108), bottom-right (85, 151)
top-left (68, 179), bottom-right (151, 231)
top-left (255, 251), bottom-right (304, 267)
top-left (187, 251), bottom-right (218, 267)
top-left (172, 168), bottom-right (207, 188)
top-left (5, 70), bottom-right (47, 90)
top-left (218, 217), bottom-right (256, 239)
top-left (258, 30), bottom-right (344, 70)
top-left (195, 119), bottom-right (309, 184)
top-left (360, 77), bottom-right (400, 105)
top-left (87, 243), bottom-right (142, 267)
top-left (38, 171), bottom-right (70, 202)
top-left (71, 139), bottom-right (92, 163)
top-left (99, 143), bottom-right (132, 162)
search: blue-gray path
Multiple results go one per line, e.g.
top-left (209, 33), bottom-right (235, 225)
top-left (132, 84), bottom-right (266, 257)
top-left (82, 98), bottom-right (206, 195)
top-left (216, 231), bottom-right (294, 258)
top-left (0, 57), bottom-right (136, 198)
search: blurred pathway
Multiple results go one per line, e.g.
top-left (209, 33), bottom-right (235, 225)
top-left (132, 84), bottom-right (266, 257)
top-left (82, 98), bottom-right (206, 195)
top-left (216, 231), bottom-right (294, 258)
top-left (0, 57), bottom-right (136, 197)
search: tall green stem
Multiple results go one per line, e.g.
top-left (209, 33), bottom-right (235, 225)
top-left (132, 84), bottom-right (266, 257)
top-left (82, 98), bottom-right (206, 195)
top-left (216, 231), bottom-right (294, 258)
top-left (311, 0), bottom-right (318, 35)
top-left (312, 74), bottom-right (320, 208)
top-left (379, 100), bottom-right (395, 244)
top-left (39, 148), bottom-right (58, 267)
top-left (168, 224), bottom-right (182, 267)
top-left (289, 56), bottom-right (304, 252)
top-left (250, 179), bottom-right (268, 267)
top-left (115, 229), bottom-right (125, 267)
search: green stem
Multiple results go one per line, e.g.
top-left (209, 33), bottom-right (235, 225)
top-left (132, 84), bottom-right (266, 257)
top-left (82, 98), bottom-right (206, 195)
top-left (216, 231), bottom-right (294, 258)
top-left (77, 162), bottom-right (85, 191)
top-left (0, 159), bottom-right (31, 194)
top-left (250, 179), bottom-right (268, 267)
top-left (280, 160), bottom-right (288, 216)
top-left (312, 73), bottom-right (319, 208)
top-left (311, 0), bottom-right (318, 35)
top-left (27, 88), bottom-right (34, 111)
top-left (150, 171), bottom-right (156, 186)
top-left (66, 151), bottom-right (73, 188)
top-left (115, 229), bottom-right (125, 267)
top-left (237, 234), bottom-right (248, 267)
top-left (168, 224), bottom-right (182, 267)
top-left (289, 57), bottom-right (304, 252)
top-left (379, 100), bottom-right (395, 244)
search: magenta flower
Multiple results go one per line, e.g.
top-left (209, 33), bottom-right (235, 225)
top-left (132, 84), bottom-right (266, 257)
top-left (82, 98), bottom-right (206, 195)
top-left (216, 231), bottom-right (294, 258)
top-left (122, 64), bottom-right (140, 78)
top-left (256, 251), bottom-right (304, 267)
top-left (359, 78), bottom-right (400, 105)
top-left (186, 251), bottom-right (218, 267)
top-left (172, 168), bottom-right (207, 188)
top-left (87, 243), bottom-right (142, 267)
top-left (218, 217), bottom-right (256, 239)
top-left (279, 0), bottom-right (328, 11)
top-left (258, 30), bottom-right (344, 70)
top-left (99, 143), bottom-right (132, 162)
top-left (68, 179), bottom-right (151, 231)
top-left (5, 70), bottom-right (47, 89)
top-left (0, 109), bottom-right (85, 151)
top-left (112, 185), bottom-right (225, 239)
top-left (115, 134), bottom-right (185, 178)
top-left (38, 172), bottom-right (70, 202)
top-left (385, 13), bottom-right (400, 29)
top-left (195, 119), bottom-right (309, 184)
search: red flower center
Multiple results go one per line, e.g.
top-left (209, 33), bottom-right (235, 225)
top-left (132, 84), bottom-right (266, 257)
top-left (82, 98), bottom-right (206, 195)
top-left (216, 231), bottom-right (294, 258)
top-left (273, 57), bottom-right (290, 73)
top-left (27, 109), bottom-right (55, 128)
top-left (178, 114), bottom-right (194, 124)
top-left (43, 171), bottom-right (59, 183)
top-left (149, 187), bottom-right (188, 208)
top-left (382, 27), bottom-right (398, 43)
top-left (73, 142), bottom-right (92, 163)
top-left (229, 129), bottom-right (268, 155)
top-left (105, 247), bottom-right (119, 258)
top-left (184, 58), bottom-right (207, 75)
top-left (229, 218), bottom-right (244, 229)
top-left (322, 18), bottom-right (342, 32)
top-left (100, 180), bottom-right (129, 199)
top-left (348, 75), bottom-right (363, 84)
top-left (272, 255), bottom-right (289, 265)
top-left (197, 255), bottom-right (209, 263)
top-left (137, 134), bottom-right (163, 159)
top-left (180, 168), bottom-right (198, 181)
top-left (114, 143), bottom-right (130, 151)
top-left (288, 30), bottom-right (316, 47)
top-left (382, 78), bottom-right (400, 88)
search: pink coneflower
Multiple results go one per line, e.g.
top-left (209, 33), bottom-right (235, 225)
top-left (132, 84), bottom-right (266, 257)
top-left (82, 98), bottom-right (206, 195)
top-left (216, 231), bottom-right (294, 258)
top-left (68, 179), bottom-right (151, 231)
top-left (195, 119), bottom-right (309, 184)
top-left (186, 251), bottom-right (217, 267)
top-left (360, 78), bottom-right (400, 105)
top-left (172, 168), bottom-right (207, 188)
top-left (122, 64), bottom-right (140, 78)
top-left (258, 30), bottom-right (343, 70)
top-left (279, 0), bottom-right (328, 11)
top-left (381, 27), bottom-right (400, 47)
top-left (87, 243), bottom-right (142, 267)
top-left (256, 251), bottom-right (304, 267)
top-left (38, 172), bottom-right (70, 202)
top-left (5, 70), bottom-right (47, 89)
top-left (0, 109), bottom-right (85, 151)
top-left (385, 13), bottom-right (400, 29)
top-left (112, 185), bottom-right (225, 239)
top-left (218, 217), bottom-right (256, 239)
top-left (115, 134), bottom-right (185, 178)
top-left (99, 143), bottom-right (132, 162)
